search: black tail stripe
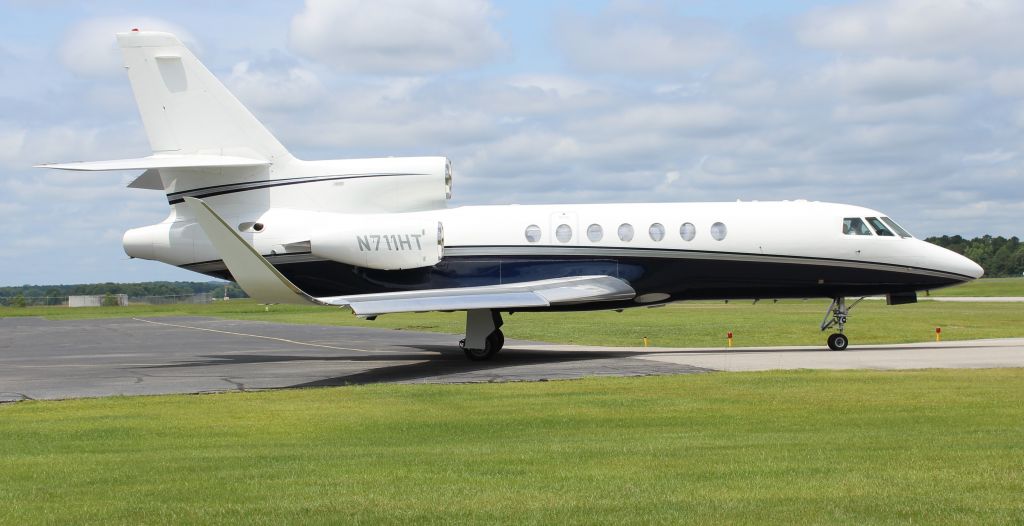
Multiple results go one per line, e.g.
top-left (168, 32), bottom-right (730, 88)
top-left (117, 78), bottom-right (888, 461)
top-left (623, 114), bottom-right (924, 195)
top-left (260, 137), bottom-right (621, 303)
top-left (166, 173), bottom-right (419, 204)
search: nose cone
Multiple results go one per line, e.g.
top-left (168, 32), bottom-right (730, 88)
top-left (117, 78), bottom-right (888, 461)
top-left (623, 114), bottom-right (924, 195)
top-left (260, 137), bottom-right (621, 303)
top-left (925, 242), bottom-right (984, 280)
top-left (958, 252), bottom-right (985, 280)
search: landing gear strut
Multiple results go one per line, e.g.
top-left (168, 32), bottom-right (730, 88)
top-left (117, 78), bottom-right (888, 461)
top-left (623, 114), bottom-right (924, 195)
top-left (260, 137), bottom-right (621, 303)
top-left (820, 297), bottom-right (863, 351)
top-left (459, 309), bottom-right (504, 361)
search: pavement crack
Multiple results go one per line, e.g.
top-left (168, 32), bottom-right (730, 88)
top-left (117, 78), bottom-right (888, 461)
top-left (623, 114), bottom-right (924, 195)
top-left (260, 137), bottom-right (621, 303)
top-left (222, 378), bottom-right (246, 392)
top-left (0, 392), bottom-right (34, 403)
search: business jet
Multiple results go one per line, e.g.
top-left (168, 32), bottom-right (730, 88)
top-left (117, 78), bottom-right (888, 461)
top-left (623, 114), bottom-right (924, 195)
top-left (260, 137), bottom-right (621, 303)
top-left (37, 30), bottom-right (983, 359)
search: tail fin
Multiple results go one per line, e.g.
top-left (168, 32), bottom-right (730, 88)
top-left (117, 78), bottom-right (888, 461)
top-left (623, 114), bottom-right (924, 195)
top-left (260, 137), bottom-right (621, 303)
top-left (116, 30), bottom-right (292, 163)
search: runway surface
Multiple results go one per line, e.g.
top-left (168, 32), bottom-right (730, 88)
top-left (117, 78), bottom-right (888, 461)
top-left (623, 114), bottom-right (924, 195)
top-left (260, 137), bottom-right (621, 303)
top-left (2, 316), bottom-right (1022, 401)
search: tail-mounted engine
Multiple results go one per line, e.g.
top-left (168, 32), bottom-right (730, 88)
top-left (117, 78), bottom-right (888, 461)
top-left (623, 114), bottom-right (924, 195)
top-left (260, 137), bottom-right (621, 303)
top-left (310, 218), bottom-right (444, 270)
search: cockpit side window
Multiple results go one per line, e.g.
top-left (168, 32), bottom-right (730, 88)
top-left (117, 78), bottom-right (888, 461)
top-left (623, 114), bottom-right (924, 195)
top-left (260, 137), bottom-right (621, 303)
top-left (866, 217), bottom-right (895, 236)
top-left (881, 217), bottom-right (913, 238)
top-left (843, 217), bottom-right (872, 236)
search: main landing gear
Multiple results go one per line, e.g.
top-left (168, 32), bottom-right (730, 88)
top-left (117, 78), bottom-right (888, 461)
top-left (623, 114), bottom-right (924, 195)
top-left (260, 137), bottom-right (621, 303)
top-left (820, 297), bottom-right (864, 351)
top-left (459, 309), bottom-right (504, 361)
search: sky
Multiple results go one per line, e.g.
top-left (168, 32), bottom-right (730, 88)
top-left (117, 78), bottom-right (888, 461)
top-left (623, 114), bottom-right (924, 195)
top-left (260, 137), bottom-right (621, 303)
top-left (1, 0), bottom-right (1022, 286)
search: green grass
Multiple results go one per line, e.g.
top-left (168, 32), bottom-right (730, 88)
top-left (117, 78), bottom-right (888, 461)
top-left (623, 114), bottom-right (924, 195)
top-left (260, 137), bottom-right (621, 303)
top-left (3, 297), bottom-right (1022, 348)
top-left (1, 370), bottom-right (1022, 524)
top-left (928, 277), bottom-right (1024, 297)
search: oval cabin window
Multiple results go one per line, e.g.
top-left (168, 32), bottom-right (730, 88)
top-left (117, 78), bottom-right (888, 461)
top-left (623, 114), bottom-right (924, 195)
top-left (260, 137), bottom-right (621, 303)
top-left (525, 224), bottom-right (541, 243)
top-left (679, 222), bottom-right (696, 241)
top-left (587, 224), bottom-right (603, 242)
top-left (649, 223), bottom-right (665, 241)
top-left (555, 224), bottom-right (573, 243)
top-left (710, 222), bottom-right (727, 241)
top-left (618, 223), bottom-right (634, 242)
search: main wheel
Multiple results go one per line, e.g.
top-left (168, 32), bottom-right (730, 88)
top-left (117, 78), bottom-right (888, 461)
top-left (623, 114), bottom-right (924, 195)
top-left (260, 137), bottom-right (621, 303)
top-left (463, 330), bottom-right (504, 361)
top-left (488, 330), bottom-right (505, 353)
top-left (827, 333), bottom-right (849, 351)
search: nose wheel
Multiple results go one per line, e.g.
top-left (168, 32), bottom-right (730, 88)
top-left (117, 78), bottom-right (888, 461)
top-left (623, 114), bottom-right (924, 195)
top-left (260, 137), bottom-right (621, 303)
top-left (820, 297), bottom-right (862, 351)
top-left (826, 333), bottom-right (849, 351)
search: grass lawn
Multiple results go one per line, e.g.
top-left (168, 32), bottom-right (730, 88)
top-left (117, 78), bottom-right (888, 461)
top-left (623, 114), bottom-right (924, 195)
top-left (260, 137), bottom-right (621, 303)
top-left (927, 277), bottom-right (1024, 297)
top-left (1, 370), bottom-right (1022, 524)
top-left (2, 296), bottom-right (1022, 348)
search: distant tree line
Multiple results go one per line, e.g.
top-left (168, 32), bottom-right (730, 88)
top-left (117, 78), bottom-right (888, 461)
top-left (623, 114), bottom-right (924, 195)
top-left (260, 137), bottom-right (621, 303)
top-left (926, 235), bottom-right (1024, 277)
top-left (0, 281), bottom-right (248, 303)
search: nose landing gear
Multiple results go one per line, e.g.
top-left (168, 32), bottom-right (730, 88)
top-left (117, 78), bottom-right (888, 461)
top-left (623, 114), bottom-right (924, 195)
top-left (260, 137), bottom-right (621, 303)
top-left (820, 297), bottom-right (863, 351)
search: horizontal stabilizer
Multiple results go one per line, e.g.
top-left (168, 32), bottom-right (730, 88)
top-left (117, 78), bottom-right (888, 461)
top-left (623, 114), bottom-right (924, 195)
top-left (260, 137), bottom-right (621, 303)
top-left (35, 154), bottom-right (269, 172)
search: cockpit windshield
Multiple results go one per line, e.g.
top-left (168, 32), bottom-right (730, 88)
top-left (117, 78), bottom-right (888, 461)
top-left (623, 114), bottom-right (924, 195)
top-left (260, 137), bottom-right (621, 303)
top-left (843, 216), bottom-right (914, 238)
top-left (880, 217), bottom-right (913, 238)
top-left (865, 217), bottom-right (894, 236)
top-left (843, 217), bottom-right (872, 235)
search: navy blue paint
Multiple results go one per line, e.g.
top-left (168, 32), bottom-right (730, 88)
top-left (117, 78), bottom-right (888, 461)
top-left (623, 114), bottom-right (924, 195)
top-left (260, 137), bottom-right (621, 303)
top-left (185, 254), bottom-right (966, 307)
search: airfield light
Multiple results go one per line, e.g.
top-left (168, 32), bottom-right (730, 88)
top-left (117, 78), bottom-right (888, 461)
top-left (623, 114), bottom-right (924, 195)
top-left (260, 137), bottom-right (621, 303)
top-left (936, 327), bottom-right (942, 342)
top-left (727, 332), bottom-right (733, 348)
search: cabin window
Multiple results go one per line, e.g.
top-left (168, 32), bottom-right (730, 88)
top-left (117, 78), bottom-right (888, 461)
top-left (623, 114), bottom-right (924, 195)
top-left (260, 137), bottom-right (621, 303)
top-left (555, 224), bottom-right (573, 243)
top-left (843, 218), bottom-right (872, 236)
top-left (587, 224), bottom-right (603, 242)
top-left (525, 224), bottom-right (541, 242)
top-left (881, 217), bottom-right (913, 238)
top-left (618, 223), bottom-right (634, 242)
top-left (711, 222), bottom-right (727, 241)
top-left (649, 223), bottom-right (665, 241)
top-left (679, 222), bottom-right (696, 241)
top-left (865, 217), bottom-right (895, 236)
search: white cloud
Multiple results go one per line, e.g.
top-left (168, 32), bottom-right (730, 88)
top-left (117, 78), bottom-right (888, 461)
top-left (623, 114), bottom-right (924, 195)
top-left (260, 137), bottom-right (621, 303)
top-left (558, 10), bottom-right (732, 74)
top-left (59, 16), bottom-right (196, 77)
top-left (226, 61), bottom-right (324, 110)
top-left (990, 68), bottom-right (1024, 96)
top-left (798, 0), bottom-right (1024, 56)
top-left (288, 0), bottom-right (504, 74)
top-left (962, 149), bottom-right (1015, 164)
top-left (573, 103), bottom-right (745, 137)
top-left (0, 125), bottom-right (26, 166)
top-left (830, 96), bottom-right (961, 124)
top-left (818, 57), bottom-right (975, 102)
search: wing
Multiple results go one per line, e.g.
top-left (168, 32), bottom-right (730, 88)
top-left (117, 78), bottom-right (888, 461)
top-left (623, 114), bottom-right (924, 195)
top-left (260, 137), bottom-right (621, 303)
top-left (319, 275), bottom-right (635, 316)
top-left (185, 197), bottom-right (635, 316)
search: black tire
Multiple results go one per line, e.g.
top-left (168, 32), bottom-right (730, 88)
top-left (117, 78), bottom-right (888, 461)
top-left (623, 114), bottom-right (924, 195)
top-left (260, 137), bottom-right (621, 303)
top-left (488, 330), bottom-right (505, 353)
top-left (463, 330), bottom-right (504, 361)
top-left (827, 333), bottom-right (849, 351)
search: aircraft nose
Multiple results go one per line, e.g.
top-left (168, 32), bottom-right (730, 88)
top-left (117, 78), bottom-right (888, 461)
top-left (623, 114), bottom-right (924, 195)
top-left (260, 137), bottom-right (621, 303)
top-left (933, 243), bottom-right (984, 280)
top-left (959, 253), bottom-right (985, 280)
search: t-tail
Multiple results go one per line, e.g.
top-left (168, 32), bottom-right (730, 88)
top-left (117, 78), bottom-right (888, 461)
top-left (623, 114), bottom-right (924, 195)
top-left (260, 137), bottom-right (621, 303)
top-left (36, 30), bottom-right (452, 270)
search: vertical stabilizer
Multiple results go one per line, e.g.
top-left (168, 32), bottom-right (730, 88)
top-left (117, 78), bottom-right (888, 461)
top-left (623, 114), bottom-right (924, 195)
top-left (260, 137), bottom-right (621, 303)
top-left (116, 30), bottom-right (293, 163)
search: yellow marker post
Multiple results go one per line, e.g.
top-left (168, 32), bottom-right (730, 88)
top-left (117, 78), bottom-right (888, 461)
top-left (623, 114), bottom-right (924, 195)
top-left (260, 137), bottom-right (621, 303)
top-left (727, 332), bottom-right (733, 348)
top-left (642, 336), bottom-right (649, 347)
top-left (936, 327), bottom-right (941, 342)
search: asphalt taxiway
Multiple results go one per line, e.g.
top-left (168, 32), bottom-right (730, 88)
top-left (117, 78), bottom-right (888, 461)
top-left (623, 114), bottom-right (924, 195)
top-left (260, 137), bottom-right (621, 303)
top-left (2, 316), bottom-right (1022, 401)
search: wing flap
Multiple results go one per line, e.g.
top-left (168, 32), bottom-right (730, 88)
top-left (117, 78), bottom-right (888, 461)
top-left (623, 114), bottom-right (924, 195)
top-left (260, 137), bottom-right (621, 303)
top-left (321, 276), bottom-right (635, 316)
top-left (35, 154), bottom-right (270, 171)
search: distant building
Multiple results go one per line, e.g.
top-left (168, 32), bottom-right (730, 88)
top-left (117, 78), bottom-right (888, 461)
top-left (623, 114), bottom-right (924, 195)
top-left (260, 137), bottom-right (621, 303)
top-left (68, 294), bottom-right (128, 308)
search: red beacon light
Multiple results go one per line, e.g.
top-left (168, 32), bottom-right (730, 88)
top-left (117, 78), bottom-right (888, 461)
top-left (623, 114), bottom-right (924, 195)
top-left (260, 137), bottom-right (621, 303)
top-left (131, 28), bottom-right (139, 32)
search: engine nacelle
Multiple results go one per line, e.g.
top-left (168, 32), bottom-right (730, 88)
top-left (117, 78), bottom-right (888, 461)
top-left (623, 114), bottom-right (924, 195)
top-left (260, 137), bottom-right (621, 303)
top-left (310, 219), bottom-right (444, 270)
